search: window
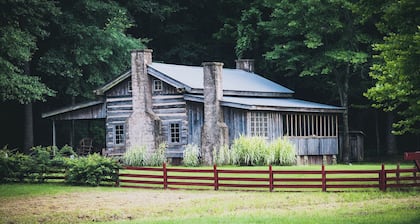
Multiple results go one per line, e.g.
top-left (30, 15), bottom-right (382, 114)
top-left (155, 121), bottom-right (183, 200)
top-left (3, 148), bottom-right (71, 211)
top-left (283, 113), bottom-right (338, 137)
top-left (153, 79), bottom-right (163, 92)
top-left (249, 112), bottom-right (269, 137)
top-left (115, 124), bottom-right (125, 145)
top-left (169, 123), bottom-right (180, 144)
top-left (128, 80), bottom-right (132, 93)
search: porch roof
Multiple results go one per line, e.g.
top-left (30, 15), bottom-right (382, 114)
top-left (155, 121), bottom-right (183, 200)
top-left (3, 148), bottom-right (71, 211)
top-left (184, 94), bottom-right (344, 113)
top-left (42, 100), bottom-right (106, 120)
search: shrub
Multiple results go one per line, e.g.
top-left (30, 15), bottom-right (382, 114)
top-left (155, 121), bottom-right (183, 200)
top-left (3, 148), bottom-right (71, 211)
top-left (270, 137), bottom-right (296, 165)
top-left (231, 135), bottom-right (268, 165)
top-left (230, 136), bottom-right (296, 166)
top-left (148, 142), bottom-right (167, 166)
top-left (213, 145), bottom-right (231, 165)
top-left (123, 146), bottom-right (147, 166)
top-left (183, 144), bottom-right (200, 167)
top-left (65, 153), bottom-right (120, 186)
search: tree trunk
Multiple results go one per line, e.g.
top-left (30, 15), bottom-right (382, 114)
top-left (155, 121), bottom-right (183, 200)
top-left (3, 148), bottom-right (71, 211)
top-left (23, 62), bottom-right (33, 153)
top-left (336, 67), bottom-right (351, 163)
top-left (23, 103), bottom-right (34, 153)
top-left (375, 109), bottom-right (381, 156)
top-left (385, 112), bottom-right (397, 155)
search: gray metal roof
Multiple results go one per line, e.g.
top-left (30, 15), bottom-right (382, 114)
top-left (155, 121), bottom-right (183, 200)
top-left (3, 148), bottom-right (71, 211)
top-left (148, 62), bottom-right (294, 97)
top-left (184, 94), bottom-right (343, 113)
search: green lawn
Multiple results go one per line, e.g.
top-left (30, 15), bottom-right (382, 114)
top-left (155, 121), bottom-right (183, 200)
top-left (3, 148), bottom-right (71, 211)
top-left (0, 182), bottom-right (419, 224)
top-left (1, 163), bottom-right (419, 224)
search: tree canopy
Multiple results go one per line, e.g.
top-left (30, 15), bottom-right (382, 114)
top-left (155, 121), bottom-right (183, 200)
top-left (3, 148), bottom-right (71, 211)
top-left (0, 0), bottom-right (58, 103)
top-left (363, 0), bottom-right (420, 134)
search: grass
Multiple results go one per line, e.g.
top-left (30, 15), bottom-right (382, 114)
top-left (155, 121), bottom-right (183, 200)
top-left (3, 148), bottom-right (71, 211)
top-left (1, 163), bottom-right (419, 223)
top-left (0, 183), bottom-right (419, 224)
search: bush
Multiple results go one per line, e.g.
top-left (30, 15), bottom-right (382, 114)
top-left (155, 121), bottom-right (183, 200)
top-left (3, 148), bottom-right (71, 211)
top-left (183, 144), bottom-right (200, 167)
top-left (231, 136), bottom-right (296, 166)
top-left (123, 146), bottom-right (147, 166)
top-left (0, 147), bottom-right (33, 182)
top-left (269, 137), bottom-right (296, 166)
top-left (148, 143), bottom-right (167, 166)
top-left (231, 135), bottom-right (268, 165)
top-left (65, 153), bottom-right (120, 186)
top-left (213, 145), bottom-right (231, 165)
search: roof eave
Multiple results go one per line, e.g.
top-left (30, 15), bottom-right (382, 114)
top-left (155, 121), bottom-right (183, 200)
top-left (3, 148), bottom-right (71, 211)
top-left (147, 66), bottom-right (193, 92)
top-left (42, 99), bottom-right (105, 119)
top-left (94, 70), bottom-right (131, 95)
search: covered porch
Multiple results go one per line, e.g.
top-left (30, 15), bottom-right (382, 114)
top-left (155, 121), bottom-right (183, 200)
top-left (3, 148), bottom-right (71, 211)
top-left (42, 100), bottom-right (106, 155)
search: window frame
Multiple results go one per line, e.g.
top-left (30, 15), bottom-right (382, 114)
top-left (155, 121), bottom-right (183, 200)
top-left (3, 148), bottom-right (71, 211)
top-left (152, 79), bottom-right (163, 92)
top-left (114, 124), bottom-right (125, 145)
top-left (248, 112), bottom-right (269, 138)
top-left (127, 80), bottom-right (132, 93)
top-left (168, 122), bottom-right (181, 145)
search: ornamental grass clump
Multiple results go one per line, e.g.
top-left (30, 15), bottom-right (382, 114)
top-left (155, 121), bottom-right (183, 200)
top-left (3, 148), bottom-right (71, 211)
top-left (269, 137), bottom-right (296, 165)
top-left (231, 135), bottom-right (268, 166)
top-left (123, 146), bottom-right (147, 166)
top-left (213, 145), bottom-right (231, 165)
top-left (183, 144), bottom-right (200, 167)
top-left (148, 143), bottom-right (167, 166)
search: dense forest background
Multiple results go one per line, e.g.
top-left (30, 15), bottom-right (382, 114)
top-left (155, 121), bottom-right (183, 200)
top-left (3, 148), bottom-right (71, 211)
top-left (1, 0), bottom-right (419, 160)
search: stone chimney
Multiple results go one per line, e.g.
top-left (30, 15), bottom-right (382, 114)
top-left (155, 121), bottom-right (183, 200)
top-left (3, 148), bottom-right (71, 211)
top-left (126, 49), bottom-right (161, 153)
top-left (235, 59), bottom-right (255, 73)
top-left (201, 62), bottom-right (229, 165)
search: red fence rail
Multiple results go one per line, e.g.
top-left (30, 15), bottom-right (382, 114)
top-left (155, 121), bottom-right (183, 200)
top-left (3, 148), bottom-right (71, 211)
top-left (118, 164), bottom-right (420, 192)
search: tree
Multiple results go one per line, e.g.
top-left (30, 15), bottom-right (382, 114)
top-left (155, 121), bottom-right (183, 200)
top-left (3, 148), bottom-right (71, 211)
top-left (234, 0), bottom-right (372, 162)
top-left (38, 0), bottom-right (143, 101)
top-left (363, 0), bottom-right (420, 135)
top-left (0, 0), bottom-right (59, 151)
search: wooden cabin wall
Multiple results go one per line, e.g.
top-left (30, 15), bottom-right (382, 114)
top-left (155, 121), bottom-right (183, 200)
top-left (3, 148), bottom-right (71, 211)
top-left (152, 79), bottom-right (187, 158)
top-left (187, 102), bottom-right (204, 147)
top-left (105, 79), bottom-right (133, 152)
top-left (223, 107), bottom-right (248, 144)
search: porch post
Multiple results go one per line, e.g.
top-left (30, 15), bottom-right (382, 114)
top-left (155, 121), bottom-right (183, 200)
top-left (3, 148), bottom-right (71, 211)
top-left (52, 120), bottom-right (56, 147)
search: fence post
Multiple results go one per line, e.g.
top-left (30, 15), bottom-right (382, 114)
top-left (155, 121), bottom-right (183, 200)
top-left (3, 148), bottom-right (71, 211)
top-left (269, 165), bottom-right (274, 192)
top-left (214, 164), bottom-right (219, 191)
top-left (163, 162), bottom-right (168, 189)
top-left (115, 168), bottom-right (120, 187)
top-left (379, 163), bottom-right (386, 191)
top-left (414, 165), bottom-right (417, 184)
top-left (396, 163), bottom-right (400, 185)
top-left (322, 164), bottom-right (326, 192)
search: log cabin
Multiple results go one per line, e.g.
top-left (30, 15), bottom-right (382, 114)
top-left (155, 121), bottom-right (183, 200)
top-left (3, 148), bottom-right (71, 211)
top-left (42, 49), bottom-right (344, 164)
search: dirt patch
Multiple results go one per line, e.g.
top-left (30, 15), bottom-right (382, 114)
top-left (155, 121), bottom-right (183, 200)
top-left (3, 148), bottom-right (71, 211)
top-left (0, 189), bottom-right (221, 223)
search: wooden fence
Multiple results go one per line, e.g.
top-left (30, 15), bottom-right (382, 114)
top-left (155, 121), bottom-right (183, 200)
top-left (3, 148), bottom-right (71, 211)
top-left (118, 164), bottom-right (420, 192)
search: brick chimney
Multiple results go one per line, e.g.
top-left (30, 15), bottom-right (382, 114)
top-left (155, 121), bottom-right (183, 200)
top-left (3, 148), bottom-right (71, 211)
top-left (235, 59), bottom-right (255, 73)
top-left (126, 49), bottom-right (161, 153)
top-left (201, 62), bottom-right (229, 165)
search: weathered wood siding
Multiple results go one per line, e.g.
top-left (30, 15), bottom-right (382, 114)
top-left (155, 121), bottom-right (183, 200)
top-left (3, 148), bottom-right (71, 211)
top-left (105, 79), bottom-right (133, 152)
top-left (289, 137), bottom-right (338, 155)
top-left (223, 107), bottom-right (247, 144)
top-left (152, 93), bottom-right (187, 157)
top-left (186, 102), bottom-right (203, 147)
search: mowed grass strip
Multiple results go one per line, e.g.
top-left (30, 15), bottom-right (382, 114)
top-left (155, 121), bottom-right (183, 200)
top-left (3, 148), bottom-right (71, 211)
top-left (0, 183), bottom-right (419, 224)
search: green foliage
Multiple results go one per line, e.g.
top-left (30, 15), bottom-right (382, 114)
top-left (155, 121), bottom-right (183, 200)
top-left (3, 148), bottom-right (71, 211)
top-left (213, 145), bottom-right (231, 166)
top-left (231, 136), bottom-right (296, 166)
top-left (183, 144), bottom-right (200, 167)
top-left (0, 0), bottom-right (58, 103)
top-left (65, 153), bottom-right (120, 186)
top-left (123, 146), bottom-right (147, 166)
top-left (269, 138), bottom-right (296, 166)
top-left (362, 0), bottom-right (420, 134)
top-left (38, 0), bottom-right (144, 100)
top-left (148, 143), bottom-right (167, 166)
top-left (0, 146), bottom-right (32, 182)
top-left (231, 135), bottom-right (268, 166)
